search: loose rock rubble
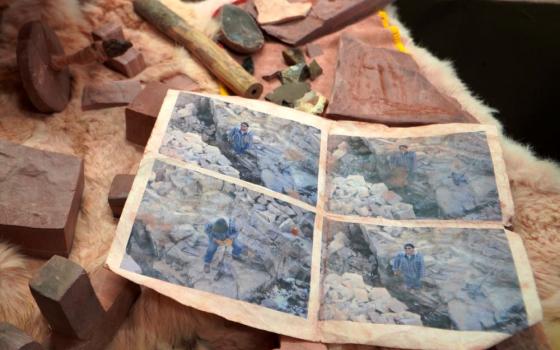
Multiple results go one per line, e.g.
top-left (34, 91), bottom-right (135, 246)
top-left (328, 175), bottom-right (416, 219)
top-left (321, 272), bottom-right (423, 326)
top-left (124, 160), bottom-right (315, 317)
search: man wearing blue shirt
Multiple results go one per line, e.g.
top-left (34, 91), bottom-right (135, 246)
top-left (228, 122), bottom-right (254, 155)
top-left (392, 243), bottom-right (425, 290)
top-left (203, 218), bottom-right (244, 273)
top-left (389, 144), bottom-right (417, 184)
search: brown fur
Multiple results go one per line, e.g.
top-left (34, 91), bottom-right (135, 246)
top-left (0, 0), bottom-right (558, 349)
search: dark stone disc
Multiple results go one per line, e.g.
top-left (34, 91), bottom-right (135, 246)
top-left (219, 5), bottom-right (264, 54)
top-left (17, 21), bottom-right (71, 113)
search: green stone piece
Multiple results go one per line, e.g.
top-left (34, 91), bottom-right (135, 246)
top-left (295, 90), bottom-right (327, 115)
top-left (242, 56), bottom-right (254, 75)
top-left (265, 82), bottom-right (311, 107)
top-left (280, 63), bottom-right (309, 83)
top-left (282, 47), bottom-right (306, 65)
top-left (308, 59), bottom-right (323, 81)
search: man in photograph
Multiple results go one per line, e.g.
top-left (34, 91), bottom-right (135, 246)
top-left (388, 145), bottom-right (417, 188)
top-left (392, 243), bottom-right (425, 290)
top-left (203, 218), bottom-right (244, 273)
top-left (228, 122), bottom-right (254, 155)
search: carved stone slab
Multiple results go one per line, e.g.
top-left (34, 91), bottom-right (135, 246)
top-left (326, 35), bottom-right (478, 126)
top-left (261, 0), bottom-right (393, 46)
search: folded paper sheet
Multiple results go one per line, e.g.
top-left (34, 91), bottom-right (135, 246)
top-left (107, 91), bottom-right (541, 349)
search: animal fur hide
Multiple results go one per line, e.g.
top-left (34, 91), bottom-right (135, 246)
top-left (0, 0), bottom-right (558, 349)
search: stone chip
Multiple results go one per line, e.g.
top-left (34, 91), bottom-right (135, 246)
top-left (254, 0), bottom-right (312, 25)
top-left (81, 80), bottom-right (142, 110)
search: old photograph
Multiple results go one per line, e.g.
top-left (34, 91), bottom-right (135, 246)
top-left (159, 93), bottom-right (322, 206)
top-left (319, 220), bottom-right (527, 333)
top-left (121, 159), bottom-right (315, 317)
top-left (326, 132), bottom-right (502, 220)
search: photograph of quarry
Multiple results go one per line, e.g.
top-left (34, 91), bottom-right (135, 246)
top-left (159, 92), bottom-right (321, 206)
top-left (121, 160), bottom-right (315, 317)
top-left (326, 132), bottom-right (502, 220)
top-left (320, 219), bottom-right (527, 333)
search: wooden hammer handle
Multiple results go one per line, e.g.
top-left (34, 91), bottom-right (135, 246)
top-left (133, 0), bottom-right (263, 99)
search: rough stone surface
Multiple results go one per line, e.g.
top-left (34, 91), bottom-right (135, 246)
top-left (0, 323), bottom-right (43, 350)
top-left (123, 160), bottom-right (315, 317)
top-left (160, 94), bottom-right (321, 205)
top-left (255, 0), bottom-right (311, 25)
top-left (161, 74), bottom-right (200, 91)
top-left (50, 267), bottom-right (141, 350)
top-left (125, 82), bottom-right (169, 146)
top-left (108, 174), bottom-right (135, 218)
top-left (322, 221), bottom-right (528, 333)
top-left (261, 0), bottom-right (393, 46)
top-left (265, 81), bottom-right (310, 107)
top-left (0, 140), bottom-right (84, 258)
top-left (326, 132), bottom-right (502, 221)
top-left (29, 256), bottom-right (105, 340)
top-left (105, 47), bottom-right (146, 78)
top-left (326, 35), bottom-right (478, 126)
top-left (92, 22), bottom-right (125, 41)
top-left (328, 175), bottom-right (416, 219)
top-left (320, 272), bottom-right (422, 326)
top-left (81, 80), bottom-right (142, 110)
top-left (219, 5), bottom-right (264, 54)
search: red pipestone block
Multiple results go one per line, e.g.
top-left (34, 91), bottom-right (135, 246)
top-left (29, 256), bottom-right (105, 340)
top-left (105, 47), bottom-right (146, 78)
top-left (50, 267), bottom-right (141, 350)
top-left (82, 80), bottom-right (142, 111)
top-left (0, 140), bottom-right (83, 258)
top-left (0, 323), bottom-right (44, 350)
top-left (92, 22), bottom-right (125, 41)
top-left (125, 81), bottom-right (169, 146)
top-left (108, 174), bottom-right (135, 218)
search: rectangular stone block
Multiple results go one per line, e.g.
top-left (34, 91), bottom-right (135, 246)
top-left (105, 47), bottom-right (146, 78)
top-left (50, 267), bottom-right (141, 350)
top-left (82, 80), bottom-right (142, 111)
top-left (125, 82), bottom-right (169, 146)
top-left (0, 140), bottom-right (84, 258)
top-left (0, 323), bottom-right (44, 350)
top-left (161, 74), bottom-right (200, 91)
top-left (92, 22), bottom-right (125, 41)
top-left (29, 256), bottom-right (105, 340)
top-left (108, 174), bottom-right (135, 218)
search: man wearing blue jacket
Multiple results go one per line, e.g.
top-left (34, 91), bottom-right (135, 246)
top-left (392, 243), bottom-right (425, 290)
top-left (203, 218), bottom-right (244, 273)
top-left (228, 122), bottom-right (254, 155)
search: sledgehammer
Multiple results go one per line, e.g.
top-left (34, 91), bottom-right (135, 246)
top-left (133, 0), bottom-right (263, 99)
